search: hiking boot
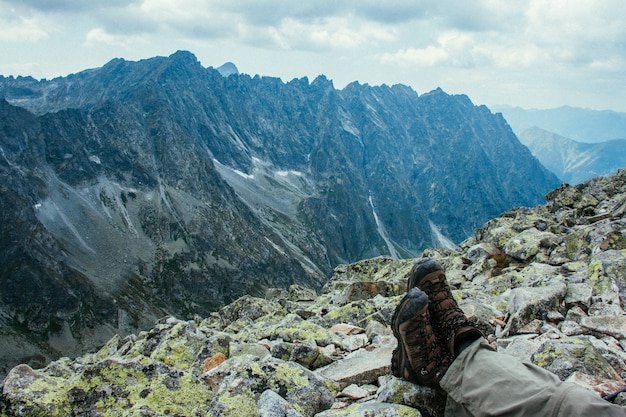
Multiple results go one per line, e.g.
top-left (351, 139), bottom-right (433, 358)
top-left (408, 258), bottom-right (483, 357)
top-left (391, 287), bottom-right (453, 389)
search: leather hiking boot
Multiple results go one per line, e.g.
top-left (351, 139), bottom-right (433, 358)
top-left (408, 258), bottom-right (483, 357)
top-left (391, 287), bottom-right (453, 389)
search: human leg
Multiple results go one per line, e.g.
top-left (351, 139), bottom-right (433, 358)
top-left (403, 258), bottom-right (625, 416)
top-left (441, 338), bottom-right (626, 417)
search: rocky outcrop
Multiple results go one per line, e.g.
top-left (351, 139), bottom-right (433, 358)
top-left (2, 169), bottom-right (625, 416)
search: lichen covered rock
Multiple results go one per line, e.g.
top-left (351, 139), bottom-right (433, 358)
top-left (315, 402), bottom-right (422, 417)
top-left (2, 358), bottom-right (211, 416)
top-left (203, 355), bottom-right (338, 416)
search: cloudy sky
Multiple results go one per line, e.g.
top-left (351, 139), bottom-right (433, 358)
top-left (1, 0), bottom-right (625, 111)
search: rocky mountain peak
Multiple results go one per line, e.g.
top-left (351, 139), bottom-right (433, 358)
top-left (311, 74), bottom-right (334, 89)
top-left (216, 61), bottom-right (239, 77)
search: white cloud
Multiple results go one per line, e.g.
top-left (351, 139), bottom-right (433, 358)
top-left (3, 0), bottom-right (137, 13)
top-left (1, 0), bottom-right (626, 110)
top-left (589, 57), bottom-right (625, 71)
top-left (137, 0), bottom-right (215, 23)
top-left (378, 31), bottom-right (475, 67)
top-left (85, 28), bottom-right (140, 47)
top-left (524, 0), bottom-right (626, 68)
top-left (0, 3), bottom-right (59, 42)
top-left (264, 17), bottom-right (394, 51)
top-left (380, 46), bottom-right (448, 67)
top-left (378, 0), bottom-right (626, 74)
top-left (469, 40), bottom-right (550, 69)
top-left (0, 15), bottom-right (51, 42)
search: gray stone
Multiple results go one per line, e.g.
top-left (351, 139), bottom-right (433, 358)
top-left (560, 320), bottom-right (584, 336)
top-left (339, 334), bottom-right (369, 352)
top-left (505, 283), bottom-right (568, 335)
top-left (377, 375), bottom-right (446, 417)
top-left (531, 337), bottom-right (621, 381)
top-left (498, 336), bottom-right (540, 363)
top-left (337, 384), bottom-right (370, 400)
top-left (314, 402), bottom-right (422, 417)
top-left (565, 305), bottom-right (588, 323)
top-left (564, 283), bottom-right (593, 309)
top-left (229, 341), bottom-right (271, 360)
top-left (289, 284), bottom-right (318, 302)
top-left (365, 320), bottom-right (392, 340)
top-left (204, 355), bottom-right (338, 416)
top-left (316, 341), bottom-right (394, 389)
top-left (581, 315), bottom-right (626, 340)
top-left (219, 295), bottom-right (284, 325)
top-left (503, 229), bottom-right (560, 261)
top-left (258, 390), bottom-right (305, 417)
top-left (467, 242), bottom-right (504, 264)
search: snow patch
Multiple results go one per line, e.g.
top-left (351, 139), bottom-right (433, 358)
top-left (341, 113), bottom-right (361, 137)
top-left (369, 195), bottom-right (400, 258)
top-left (429, 220), bottom-right (458, 250)
top-left (37, 198), bottom-right (96, 255)
top-left (233, 169), bottom-right (254, 180)
top-left (277, 170), bottom-right (303, 177)
top-left (264, 236), bottom-right (286, 256)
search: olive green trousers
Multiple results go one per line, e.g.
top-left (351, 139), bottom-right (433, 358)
top-left (440, 339), bottom-right (626, 417)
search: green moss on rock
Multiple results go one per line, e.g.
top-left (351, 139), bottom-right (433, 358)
top-left (210, 390), bottom-right (258, 417)
top-left (585, 260), bottom-right (612, 295)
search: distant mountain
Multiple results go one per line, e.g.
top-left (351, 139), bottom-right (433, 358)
top-left (216, 62), bottom-right (239, 77)
top-left (0, 50), bottom-right (559, 376)
top-left (518, 127), bottom-right (626, 185)
top-left (493, 105), bottom-right (626, 143)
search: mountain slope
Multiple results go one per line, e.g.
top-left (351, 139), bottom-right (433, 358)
top-left (493, 104), bottom-right (626, 143)
top-left (518, 127), bottom-right (626, 184)
top-left (0, 51), bottom-right (559, 375)
top-left (3, 168), bottom-right (626, 416)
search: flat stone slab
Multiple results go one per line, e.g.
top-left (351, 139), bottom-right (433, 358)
top-left (581, 315), bottom-right (626, 340)
top-left (316, 343), bottom-right (394, 389)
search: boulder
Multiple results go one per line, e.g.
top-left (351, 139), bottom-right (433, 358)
top-left (377, 376), bottom-right (446, 417)
top-left (531, 337), bottom-right (622, 381)
top-left (503, 228), bottom-right (561, 261)
top-left (581, 316), bottom-right (626, 340)
top-left (314, 402), bottom-right (422, 417)
top-left (505, 283), bottom-right (568, 335)
top-left (2, 358), bottom-right (212, 417)
top-left (203, 355), bottom-right (338, 416)
top-left (316, 337), bottom-right (395, 389)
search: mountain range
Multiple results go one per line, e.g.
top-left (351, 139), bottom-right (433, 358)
top-left (492, 105), bottom-right (626, 185)
top-left (493, 105), bottom-right (626, 143)
top-left (0, 50), bottom-right (559, 376)
top-left (518, 127), bottom-right (626, 185)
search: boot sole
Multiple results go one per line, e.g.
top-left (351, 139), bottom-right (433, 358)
top-left (390, 288), bottom-right (428, 379)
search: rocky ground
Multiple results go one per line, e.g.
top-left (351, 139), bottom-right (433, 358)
top-left (2, 169), bottom-right (626, 416)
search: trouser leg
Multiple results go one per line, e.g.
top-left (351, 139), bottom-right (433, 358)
top-left (440, 338), bottom-right (626, 417)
